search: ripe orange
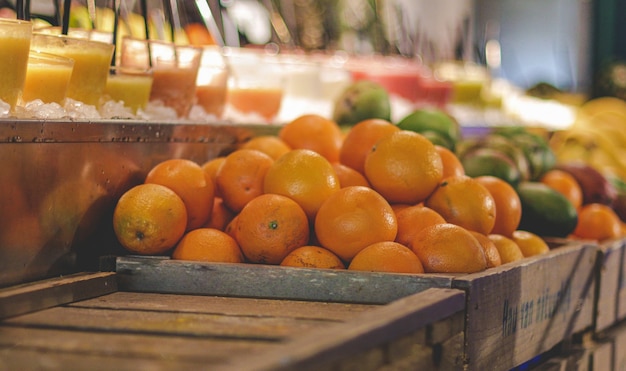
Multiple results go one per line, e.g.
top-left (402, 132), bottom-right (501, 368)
top-left (113, 183), bottom-right (187, 255)
top-left (240, 135), bottom-right (292, 160)
top-left (435, 145), bottom-right (465, 178)
top-left (364, 130), bottom-right (443, 204)
top-left (572, 203), bottom-right (622, 241)
top-left (474, 175), bottom-right (522, 237)
top-left (395, 205), bottom-right (446, 247)
top-left (235, 193), bottom-right (310, 264)
top-left (172, 228), bottom-right (244, 263)
top-left (202, 197), bottom-right (236, 231)
top-left (280, 246), bottom-right (346, 269)
top-left (278, 114), bottom-right (344, 162)
top-left (410, 223), bottom-right (487, 273)
top-left (339, 118), bottom-right (400, 175)
top-left (540, 169), bottom-right (583, 209)
top-left (315, 186), bottom-right (398, 262)
top-left (145, 158), bottom-right (214, 230)
top-left (425, 175), bottom-right (496, 235)
top-left (348, 241), bottom-right (425, 274)
top-left (216, 149), bottom-right (274, 213)
top-left (201, 156), bottom-right (225, 197)
top-left (511, 230), bottom-right (550, 257)
top-left (488, 234), bottom-right (524, 264)
top-left (263, 149), bottom-right (340, 221)
top-left (332, 162), bottom-right (371, 188)
top-left (470, 231), bottom-right (502, 268)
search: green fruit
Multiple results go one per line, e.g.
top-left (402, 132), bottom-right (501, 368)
top-left (517, 181), bottom-right (578, 238)
top-left (457, 134), bottom-right (531, 181)
top-left (492, 128), bottom-right (556, 180)
top-left (396, 108), bottom-right (461, 151)
top-left (332, 80), bottom-right (391, 126)
top-left (461, 148), bottom-right (522, 187)
top-left (420, 130), bottom-right (454, 150)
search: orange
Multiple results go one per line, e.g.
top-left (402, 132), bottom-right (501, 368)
top-left (113, 183), bottom-right (187, 255)
top-left (435, 145), bottom-right (465, 178)
top-left (339, 118), bottom-right (400, 175)
top-left (511, 230), bottom-right (550, 257)
top-left (395, 205), bottom-right (446, 247)
top-left (240, 135), bottom-right (292, 160)
top-left (348, 241), bottom-right (425, 274)
top-left (215, 149), bottom-right (274, 213)
top-left (540, 169), bottom-right (583, 209)
top-left (470, 231), bottom-right (502, 268)
top-left (145, 158), bottom-right (214, 230)
top-left (278, 114), bottom-right (344, 163)
top-left (572, 203), bottom-right (622, 241)
top-left (201, 156), bottom-right (225, 197)
top-left (332, 162), bottom-right (371, 188)
top-left (425, 175), bottom-right (496, 235)
top-left (315, 186), bottom-right (398, 262)
top-left (224, 214), bottom-right (238, 239)
top-left (474, 175), bottom-right (522, 237)
top-left (488, 234), bottom-right (525, 264)
top-left (410, 223), bottom-right (487, 273)
top-left (391, 203), bottom-right (412, 214)
top-left (234, 193), bottom-right (310, 264)
top-left (263, 149), bottom-right (340, 221)
top-left (202, 197), bottom-right (236, 231)
top-left (172, 228), bottom-right (244, 263)
top-left (280, 246), bottom-right (346, 269)
top-left (364, 130), bottom-right (443, 204)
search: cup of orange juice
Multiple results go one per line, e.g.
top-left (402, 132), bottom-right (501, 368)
top-left (0, 18), bottom-right (32, 108)
top-left (120, 37), bottom-right (202, 118)
top-left (104, 66), bottom-right (153, 113)
top-left (225, 50), bottom-right (285, 122)
top-left (22, 51), bottom-right (75, 104)
top-left (30, 33), bottom-right (115, 106)
top-left (195, 46), bottom-right (229, 118)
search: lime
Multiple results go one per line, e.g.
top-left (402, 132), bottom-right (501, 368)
top-left (396, 108), bottom-right (461, 150)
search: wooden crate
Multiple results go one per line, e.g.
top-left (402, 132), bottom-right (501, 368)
top-left (594, 238), bottom-right (626, 332)
top-left (0, 269), bottom-right (465, 370)
top-left (452, 241), bottom-right (598, 371)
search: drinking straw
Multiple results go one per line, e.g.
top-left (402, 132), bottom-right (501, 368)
top-left (111, 0), bottom-right (120, 66)
top-left (162, 0), bottom-right (175, 43)
top-left (194, 0), bottom-right (225, 47)
top-left (139, 0), bottom-right (152, 67)
top-left (24, 0), bottom-right (30, 21)
top-left (62, 0), bottom-right (71, 34)
top-left (15, 0), bottom-right (24, 20)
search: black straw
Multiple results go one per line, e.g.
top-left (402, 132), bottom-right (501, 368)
top-left (24, 0), bottom-right (30, 21)
top-left (140, 0), bottom-right (152, 67)
top-left (162, 0), bottom-right (175, 43)
top-left (62, 0), bottom-right (71, 35)
top-left (111, 0), bottom-right (120, 66)
top-left (15, 0), bottom-right (24, 20)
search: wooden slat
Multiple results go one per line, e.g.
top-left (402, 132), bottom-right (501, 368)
top-left (114, 256), bottom-right (454, 304)
top-left (2, 305), bottom-right (335, 341)
top-left (0, 272), bottom-right (117, 319)
top-left (69, 291), bottom-right (374, 321)
top-left (453, 241), bottom-right (597, 371)
top-left (594, 239), bottom-right (624, 331)
top-left (222, 288), bottom-right (466, 371)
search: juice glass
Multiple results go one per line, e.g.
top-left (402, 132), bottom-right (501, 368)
top-left (226, 51), bottom-right (285, 122)
top-left (104, 66), bottom-right (153, 112)
top-left (195, 46), bottom-right (229, 118)
top-left (120, 37), bottom-right (202, 118)
top-left (22, 51), bottom-right (75, 104)
top-left (0, 18), bottom-right (32, 108)
top-left (30, 33), bottom-right (115, 106)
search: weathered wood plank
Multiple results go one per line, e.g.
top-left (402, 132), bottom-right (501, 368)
top-left (453, 242), bottom-right (597, 371)
top-left (2, 305), bottom-right (335, 341)
top-left (0, 272), bottom-right (117, 320)
top-left (114, 256), bottom-right (454, 304)
top-left (69, 291), bottom-right (374, 321)
top-left (221, 288), bottom-right (466, 371)
top-left (617, 240), bottom-right (626, 324)
top-left (0, 326), bottom-right (272, 364)
top-left (594, 239), bottom-right (624, 332)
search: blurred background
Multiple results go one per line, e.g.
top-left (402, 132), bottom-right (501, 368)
top-left (1, 0), bottom-right (623, 98)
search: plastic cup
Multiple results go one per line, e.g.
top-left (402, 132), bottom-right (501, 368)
top-left (30, 33), bottom-right (115, 106)
top-left (104, 66), bottom-right (153, 113)
top-left (0, 18), bottom-right (32, 108)
top-left (195, 46), bottom-right (229, 118)
top-left (22, 51), bottom-right (75, 104)
top-left (120, 37), bottom-right (202, 118)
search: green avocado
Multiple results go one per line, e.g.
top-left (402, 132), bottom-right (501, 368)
top-left (517, 181), bottom-right (578, 238)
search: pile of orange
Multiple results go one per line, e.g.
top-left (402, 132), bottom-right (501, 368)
top-left (112, 114), bottom-right (623, 275)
